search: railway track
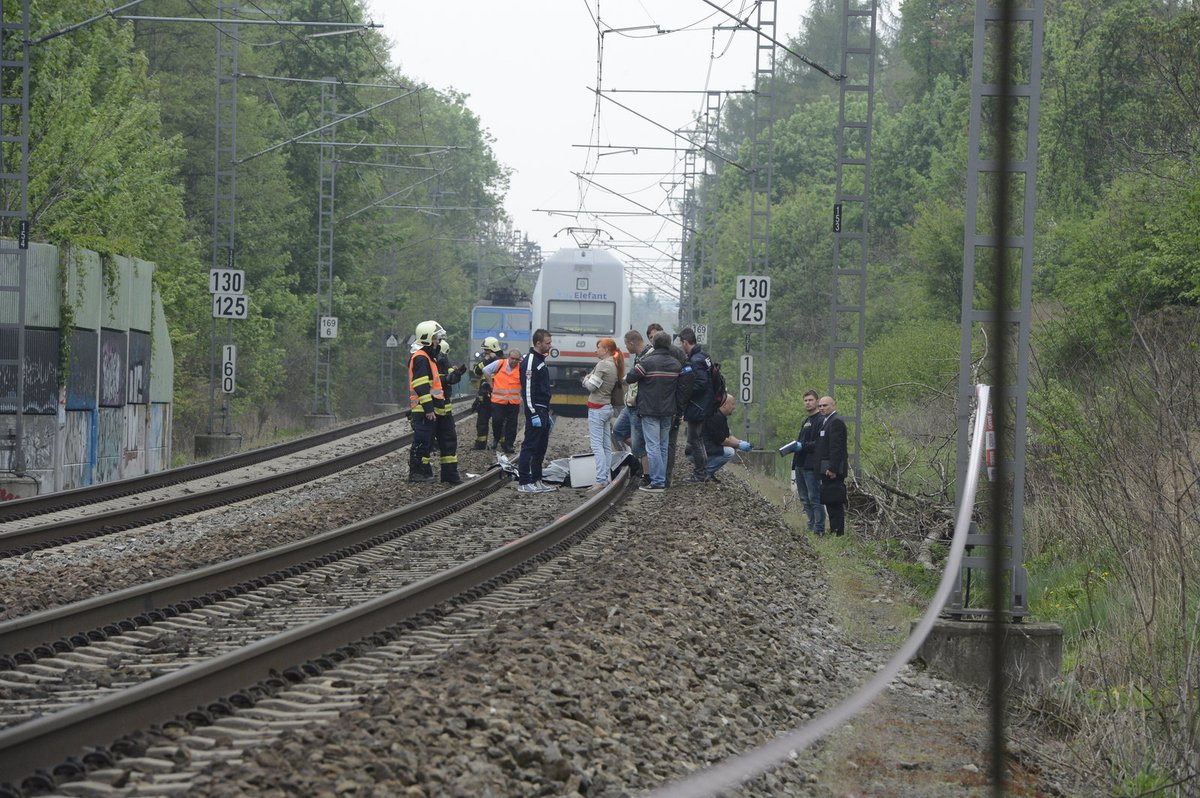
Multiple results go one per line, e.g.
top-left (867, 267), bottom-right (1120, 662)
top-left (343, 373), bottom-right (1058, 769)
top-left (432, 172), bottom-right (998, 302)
top-left (0, 401), bottom-right (471, 559)
top-left (0, 459), bottom-right (635, 795)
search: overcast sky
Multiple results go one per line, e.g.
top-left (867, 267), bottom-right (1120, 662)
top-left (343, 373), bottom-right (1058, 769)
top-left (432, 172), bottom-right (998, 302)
top-left (367, 1), bottom-right (812, 288)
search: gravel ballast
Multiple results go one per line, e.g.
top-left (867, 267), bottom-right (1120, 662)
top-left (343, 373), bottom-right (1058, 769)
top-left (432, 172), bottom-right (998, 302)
top-left (4, 415), bottom-right (1065, 796)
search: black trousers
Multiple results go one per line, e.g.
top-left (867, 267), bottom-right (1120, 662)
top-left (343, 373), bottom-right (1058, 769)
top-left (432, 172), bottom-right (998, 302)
top-left (474, 399), bottom-right (493, 443)
top-left (431, 412), bottom-right (457, 464)
top-left (491, 403), bottom-right (519, 450)
top-left (685, 419), bottom-right (707, 476)
top-left (665, 417), bottom-right (680, 487)
top-left (410, 413), bottom-right (435, 476)
top-left (825, 502), bottom-right (846, 536)
top-left (518, 409), bottom-right (550, 484)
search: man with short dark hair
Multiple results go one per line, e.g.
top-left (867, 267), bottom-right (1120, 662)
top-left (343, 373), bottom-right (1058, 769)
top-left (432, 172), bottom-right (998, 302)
top-left (613, 330), bottom-right (648, 478)
top-left (793, 390), bottom-right (825, 534)
top-left (517, 329), bottom-right (555, 493)
top-left (646, 322), bottom-right (685, 486)
top-left (814, 396), bottom-right (849, 535)
top-left (676, 326), bottom-right (715, 483)
top-left (625, 331), bottom-right (681, 492)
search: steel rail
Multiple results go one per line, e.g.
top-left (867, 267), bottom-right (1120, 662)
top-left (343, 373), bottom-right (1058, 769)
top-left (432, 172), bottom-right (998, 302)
top-left (0, 403), bottom-right (473, 558)
top-left (0, 412), bottom-right (405, 524)
top-left (0, 396), bottom-right (471, 524)
top-left (0, 466), bottom-right (633, 789)
top-left (0, 469), bottom-right (508, 658)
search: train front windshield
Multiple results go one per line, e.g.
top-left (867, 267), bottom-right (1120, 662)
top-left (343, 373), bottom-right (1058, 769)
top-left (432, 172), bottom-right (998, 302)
top-left (547, 300), bottom-right (616, 336)
top-left (472, 308), bottom-right (532, 347)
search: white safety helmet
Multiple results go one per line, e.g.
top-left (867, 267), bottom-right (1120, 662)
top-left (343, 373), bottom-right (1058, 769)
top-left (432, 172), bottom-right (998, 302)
top-left (439, 339), bottom-right (450, 355)
top-left (482, 336), bottom-right (502, 353)
top-left (415, 320), bottom-right (446, 346)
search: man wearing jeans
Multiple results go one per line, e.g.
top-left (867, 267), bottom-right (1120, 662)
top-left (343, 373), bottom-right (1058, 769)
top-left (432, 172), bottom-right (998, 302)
top-left (792, 390), bottom-right (825, 534)
top-left (613, 330), bottom-right (648, 481)
top-left (624, 332), bottom-right (681, 492)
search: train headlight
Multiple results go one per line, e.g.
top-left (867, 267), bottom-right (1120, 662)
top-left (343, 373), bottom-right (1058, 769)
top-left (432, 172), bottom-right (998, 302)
top-left (549, 348), bottom-right (559, 358)
top-left (498, 331), bottom-right (506, 339)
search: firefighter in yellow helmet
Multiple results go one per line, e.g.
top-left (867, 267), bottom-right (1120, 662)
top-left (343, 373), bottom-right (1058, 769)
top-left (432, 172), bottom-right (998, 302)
top-left (408, 320), bottom-right (461, 484)
top-left (432, 338), bottom-right (468, 466)
top-left (470, 336), bottom-right (503, 449)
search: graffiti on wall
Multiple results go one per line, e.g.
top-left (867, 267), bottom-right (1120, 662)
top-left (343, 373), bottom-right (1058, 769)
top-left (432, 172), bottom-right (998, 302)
top-left (148, 403), bottom-right (169, 472)
top-left (123, 404), bottom-right (145, 476)
top-left (95, 407), bottom-right (122, 483)
top-left (0, 328), bottom-right (61, 414)
top-left (99, 330), bottom-right (126, 408)
top-left (67, 329), bottom-right (99, 410)
top-left (127, 331), bottom-right (150, 404)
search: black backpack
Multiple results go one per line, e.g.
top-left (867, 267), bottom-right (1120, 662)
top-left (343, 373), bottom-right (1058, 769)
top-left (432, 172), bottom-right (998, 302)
top-left (707, 359), bottom-right (727, 413)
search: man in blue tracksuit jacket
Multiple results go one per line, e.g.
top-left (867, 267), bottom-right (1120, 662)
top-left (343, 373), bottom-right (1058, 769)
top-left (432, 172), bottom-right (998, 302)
top-left (517, 328), bottom-right (555, 493)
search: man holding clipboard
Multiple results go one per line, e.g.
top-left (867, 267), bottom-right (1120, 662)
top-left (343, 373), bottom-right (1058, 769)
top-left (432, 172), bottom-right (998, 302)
top-left (785, 390), bottom-right (825, 535)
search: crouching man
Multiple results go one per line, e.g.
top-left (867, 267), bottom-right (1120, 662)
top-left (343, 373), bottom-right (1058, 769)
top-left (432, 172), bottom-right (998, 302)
top-left (702, 392), bottom-right (751, 482)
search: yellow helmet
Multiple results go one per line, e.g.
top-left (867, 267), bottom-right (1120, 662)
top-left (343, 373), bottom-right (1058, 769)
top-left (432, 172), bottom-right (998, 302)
top-left (482, 336), bottom-right (502, 353)
top-left (415, 320), bottom-right (445, 346)
top-left (439, 339), bottom-right (450, 355)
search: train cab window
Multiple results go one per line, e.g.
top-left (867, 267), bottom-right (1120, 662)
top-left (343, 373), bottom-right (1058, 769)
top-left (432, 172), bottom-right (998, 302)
top-left (506, 312), bottom-right (531, 331)
top-left (547, 300), bottom-right (616, 335)
top-left (472, 308), bottom-right (505, 329)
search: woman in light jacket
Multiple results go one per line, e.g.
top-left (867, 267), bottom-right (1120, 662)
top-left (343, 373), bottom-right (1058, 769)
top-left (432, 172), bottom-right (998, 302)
top-left (582, 338), bottom-right (622, 489)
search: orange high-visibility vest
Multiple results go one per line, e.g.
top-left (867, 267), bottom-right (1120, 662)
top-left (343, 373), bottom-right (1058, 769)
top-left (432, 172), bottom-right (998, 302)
top-left (409, 349), bottom-right (445, 411)
top-left (490, 359), bottom-right (521, 405)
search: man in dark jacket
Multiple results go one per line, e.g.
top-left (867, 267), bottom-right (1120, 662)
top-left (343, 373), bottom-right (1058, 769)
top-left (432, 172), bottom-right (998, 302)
top-left (676, 327), bottom-right (715, 483)
top-left (792, 390), bottom-right (825, 534)
top-left (625, 332), bottom-right (681, 492)
top-left (470, 336), bottom-right (503, 449)
top-left (703, 392), bottom-right (752, 481)
top-left (517, 329), bottom-right (555, 493)
top-left (813, 396), bottom-right (849, 535)
top-left (646, 322), bottom-right (686, 487)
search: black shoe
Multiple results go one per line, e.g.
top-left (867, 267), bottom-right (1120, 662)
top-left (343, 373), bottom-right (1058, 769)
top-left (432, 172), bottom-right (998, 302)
top-left (408, 473), bottom-right (435, 483)
top-left (472, 441), bottom-right (487, 450)
top-left (640, 475), bottom-right (651, 487)
top-left (686, 473), bottom-right (708, 484)
top-left (442, 476), bottom-right (464, 486)
top-left (503, 447), bottom-right (516, 455)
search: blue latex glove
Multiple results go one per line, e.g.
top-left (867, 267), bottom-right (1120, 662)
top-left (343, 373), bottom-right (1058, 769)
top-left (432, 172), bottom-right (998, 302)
top-left (548, 414), bottom-right (555, 429)
top-left (530, 414), bottom-right (542, 428)
top-left (738, 440), bottom-right (752, 452)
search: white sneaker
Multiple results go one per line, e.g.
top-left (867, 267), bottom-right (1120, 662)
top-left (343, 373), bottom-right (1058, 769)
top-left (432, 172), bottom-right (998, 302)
top-left (517, 483), bottom-right (539, 493)
top-left (535, 481), bottom-right (558, 492)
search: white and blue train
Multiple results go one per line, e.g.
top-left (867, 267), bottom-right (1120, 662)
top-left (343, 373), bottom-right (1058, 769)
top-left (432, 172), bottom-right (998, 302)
top-left (531, 246), bottom-right (632, 414)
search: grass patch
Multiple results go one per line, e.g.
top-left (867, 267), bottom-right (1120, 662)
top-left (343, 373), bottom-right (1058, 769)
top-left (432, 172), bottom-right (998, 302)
top-left (731, 463), bottom-right (921, 650)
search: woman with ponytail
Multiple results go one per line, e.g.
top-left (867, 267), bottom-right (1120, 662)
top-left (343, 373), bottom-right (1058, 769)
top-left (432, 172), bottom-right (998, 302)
top-left (582, 338), bottom-right (623, 490)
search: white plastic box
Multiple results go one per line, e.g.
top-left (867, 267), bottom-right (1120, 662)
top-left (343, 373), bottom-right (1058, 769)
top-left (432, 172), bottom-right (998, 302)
top-left (568, 454), bottom-right (595, 488)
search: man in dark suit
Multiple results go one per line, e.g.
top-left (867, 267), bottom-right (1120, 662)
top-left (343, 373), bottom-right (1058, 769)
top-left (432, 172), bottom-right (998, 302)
top-left (814, 396), bottom-right (849, 536)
